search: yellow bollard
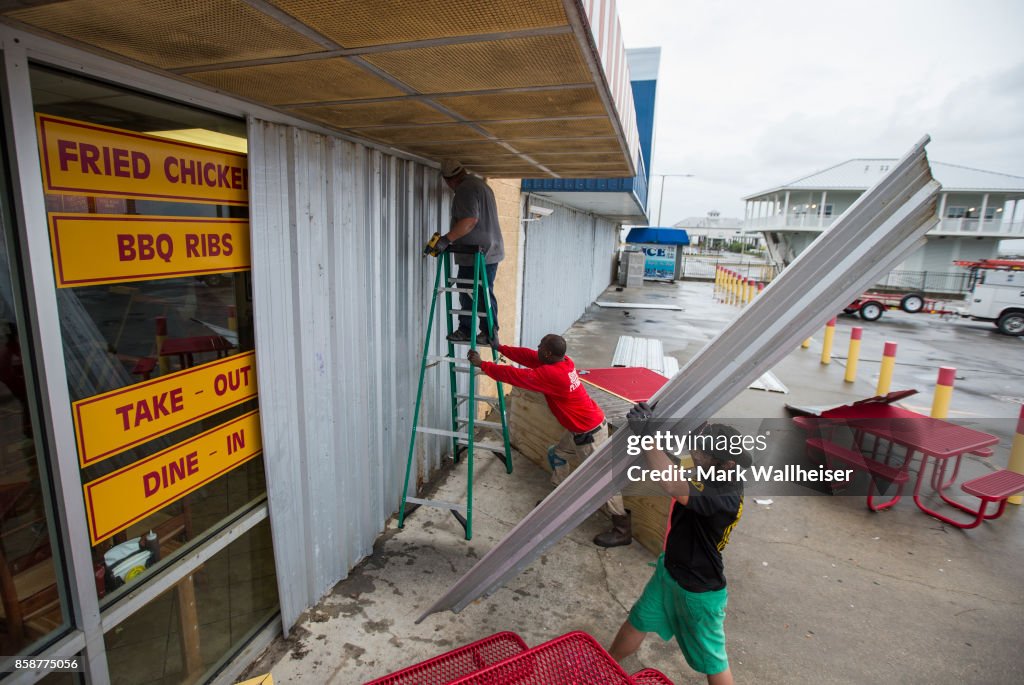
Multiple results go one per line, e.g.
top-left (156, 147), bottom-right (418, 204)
top-left (930, 367), bottom-right (956, 418)
top-left (1009, 406), bottom-right (1024, 505)
top-left (745, 278), bottom-right (754, 304)
top-left (714, 266), bottom-right (720, 292)
top-left (844, 327), bottom-right (862, 383)
top-left (876, 341), bottom-right (897, 395)
top-left (227, 305), bottom-right (238, 332)
top-left (820, 317), bottom-right (836, 364)
top-left (801, 338), bottom-right (811, 349)
top-left (727, 271), bottom-right (735, 304)
top-left (155, 315), bottom-right (170, 375)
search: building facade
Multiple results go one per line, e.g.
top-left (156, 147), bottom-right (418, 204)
top-left (743, 159), bottom-right (1024, 292)
top-left (0, 2), bottom-right (651, 683)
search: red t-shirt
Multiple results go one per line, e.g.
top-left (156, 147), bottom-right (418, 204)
top-left (479, 345), bottom-right (604, 433)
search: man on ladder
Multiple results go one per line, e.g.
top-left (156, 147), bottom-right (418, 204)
top-left (430, 159), bottom-right (504, 345)
top-left (468, 335), bottom-right (633, 548)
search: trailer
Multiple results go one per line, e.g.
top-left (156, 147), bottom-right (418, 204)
top-left (955, 259), bottom-right (1024, 336)
top-left (843, 291), bottom-right (956, 321)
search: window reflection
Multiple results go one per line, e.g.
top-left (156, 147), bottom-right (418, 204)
top-left (0, 126), bottom-right (66, 654)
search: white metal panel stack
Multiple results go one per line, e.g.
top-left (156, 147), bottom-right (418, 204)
top-left (611, 335), bottom-right (679, 378)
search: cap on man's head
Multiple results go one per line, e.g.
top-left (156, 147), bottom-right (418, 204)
top-left (440, 159), bottom-right (465, 178)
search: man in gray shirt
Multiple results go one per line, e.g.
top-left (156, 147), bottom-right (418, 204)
top-left (435, 159), bottom-right (504, 345)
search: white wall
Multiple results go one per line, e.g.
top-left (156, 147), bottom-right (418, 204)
top-left (519, 197), bottom-right (619, 345)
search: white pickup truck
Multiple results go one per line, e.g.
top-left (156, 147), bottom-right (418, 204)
top-left (957, 260), bottom-right (1024, 336)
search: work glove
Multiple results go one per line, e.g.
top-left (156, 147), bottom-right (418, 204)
top-left (627, 401), bottom-right (657, 436)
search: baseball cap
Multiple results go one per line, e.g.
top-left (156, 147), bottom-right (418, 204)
top-left (440, 159), bottom-right (465, 178)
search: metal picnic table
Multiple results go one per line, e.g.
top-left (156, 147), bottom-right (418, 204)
top-left (795, 398), bottom-right (1005, 528)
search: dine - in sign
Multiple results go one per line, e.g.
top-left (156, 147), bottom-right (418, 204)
top-left (49, 213), bottom-right (250, 287)
top-left (83, 410), bottom-right (262, 544)
top-left (36, 114), bottom-right (248, 205)
top-left (73, 352), bottom-right (257, 467)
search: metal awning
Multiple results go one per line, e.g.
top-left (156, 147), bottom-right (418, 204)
top-left (3, 0), bottom-right (640, 179)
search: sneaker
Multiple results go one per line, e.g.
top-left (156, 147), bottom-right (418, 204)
top-left (476, 333), bottom-right (495, 346)
top-left (447, 329), bottom-right (472, 343)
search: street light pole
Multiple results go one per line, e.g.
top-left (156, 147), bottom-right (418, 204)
top-left (653, 173), bottom-right (694, 226)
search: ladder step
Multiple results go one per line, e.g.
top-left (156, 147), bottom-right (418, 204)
top-left (450, 309), bottom-right (489, 317)
top-left (404, 496), bottom-right (467, 514)
top-left (458, 419), bottom-right (505, 430)
top-left (456, 393), bottom-right (499, 405)
top-left (437, 287), bottom-right (474, 294)
top-left (447, 278), bottom-right (476, 285)
top-left (468, 440), bottom-right (506, 453)
top-left (416, 426), bottom-right (470, 439)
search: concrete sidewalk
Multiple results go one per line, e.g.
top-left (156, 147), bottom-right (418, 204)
top-left (244, 280), bottom-right (1024, 685)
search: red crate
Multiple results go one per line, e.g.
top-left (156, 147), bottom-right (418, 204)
top-left (364, 631), bottom-right (529, 685)
top-left (447, 631), bottom-right (634, 684)
top-left (631, 667), bottom-right (674, 684)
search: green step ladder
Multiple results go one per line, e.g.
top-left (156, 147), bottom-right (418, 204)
top-left (398, 245), bottom-right (513, 540)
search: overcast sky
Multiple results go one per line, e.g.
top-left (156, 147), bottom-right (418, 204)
top-left (617, 0), bottom-right (1024, 228)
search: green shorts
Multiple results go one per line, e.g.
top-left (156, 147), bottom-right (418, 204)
top-left (628, 554), bottom-right (729, 675)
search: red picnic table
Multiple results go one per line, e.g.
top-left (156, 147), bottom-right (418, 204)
top-left (793, 398), bottom-right (1021, 528)
top-left (365, 631), bottom-right (673, 685)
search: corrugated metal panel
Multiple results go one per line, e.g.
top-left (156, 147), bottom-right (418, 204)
top-left (519, 198), bottom-right (618, 345)
top-left (248, 119), bottom-right (448, 633)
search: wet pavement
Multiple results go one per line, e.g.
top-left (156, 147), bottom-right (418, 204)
top-left (243, 280), bottom-right (1024, 685)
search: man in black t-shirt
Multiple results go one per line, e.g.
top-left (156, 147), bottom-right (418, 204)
top-left (609, 411), bottom-right (749, 685)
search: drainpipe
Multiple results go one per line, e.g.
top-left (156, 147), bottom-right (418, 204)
top-left (781, 191), bottom-right (790, 228)
top-left (978, 193), bottom-right (989, 234)
top-left (937, 193), bottom-right (947, 232)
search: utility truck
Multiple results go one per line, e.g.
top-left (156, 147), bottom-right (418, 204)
top-left (955, 259), bottom-right (1024, 336)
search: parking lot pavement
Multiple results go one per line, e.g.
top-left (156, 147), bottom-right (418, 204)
top-left (251, 279), bottom-right (1023, 685)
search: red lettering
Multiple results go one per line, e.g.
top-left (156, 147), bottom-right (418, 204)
top-left (230, 167), bottom-right (242, 189)
top-left (116, 235), bottom-right (136, 262)
top-left (207, 233), bottom-right (221, 256)
top-left (164, 156), bottom-right (178, 183)
top-left (114, 403), bottom-right (133, 430)
top-left (185, 451), bottom-right (199, 475)
top-left (203, 162), bottom-right (217, 186)
top-left (168, 458), bottom-right (186, 483)
top-left (134, 399), bottom-right (152, 427)
top-left (222, 233), bottom-right (233, 256)
top-left (185, 233), bottom-right (199, 257)
top-left (79, 144), bottom-right (101, 174)
top-left (217, 164), bottom-right (229, 187)
top-left (137, 234), bottom-right (155, 260)
top-left (132, 151), bottom-right (151, 179)
top-left (112, 148), bottom-right (130, 177)
top-left (143, 472), bottom-right (160, 497)
top-left (227, 429), bottom-right (245, 455)
top-left (169, 387), bottom-right (184, 412)
top-left (57, 139), bottom-right (78, 172)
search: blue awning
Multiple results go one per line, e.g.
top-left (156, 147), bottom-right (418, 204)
top-left (625, 228), bottom-right (689, 245)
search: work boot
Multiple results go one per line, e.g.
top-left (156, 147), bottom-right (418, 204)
top-left (593, 511), bottom-right (632, 548)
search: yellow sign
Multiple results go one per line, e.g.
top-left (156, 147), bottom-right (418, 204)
top-left (73, 352), bottom-right (257, 467)
top-left (36, 114), bottom-right (248, 205)
top-left (83, 410), bottom-right (262, 544)
top-left (48, 213), bottom-right (250, 287)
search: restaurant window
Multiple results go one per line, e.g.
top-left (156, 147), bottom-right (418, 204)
top-left (0, 80), bottom-right (70, 659)
top-left (27, 64), bottom-right (276, 680)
